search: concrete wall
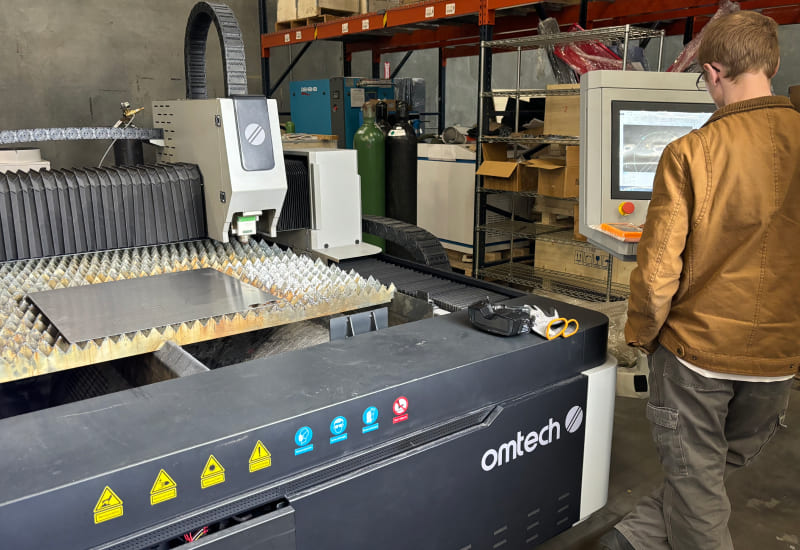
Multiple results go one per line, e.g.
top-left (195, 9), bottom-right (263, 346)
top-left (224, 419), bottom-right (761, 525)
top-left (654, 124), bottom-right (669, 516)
top-left (0, 0), bottom-right (264, 169)
top-left (3, 0), bottom-right (799, 168)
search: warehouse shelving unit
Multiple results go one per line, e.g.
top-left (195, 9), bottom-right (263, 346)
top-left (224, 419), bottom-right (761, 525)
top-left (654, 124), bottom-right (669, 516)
top-left (259, 0), bottom-right (800, 130)
top-left (473, 25), bottom-right (664, 302)
top-left (260, 0), bottom-right (800, 95)
top-left (258, 0), bottom-right (800, 299)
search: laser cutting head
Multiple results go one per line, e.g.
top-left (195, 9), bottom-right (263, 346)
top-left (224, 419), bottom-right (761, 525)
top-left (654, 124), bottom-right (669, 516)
top-left (153, 96), bottom-right (287, 243)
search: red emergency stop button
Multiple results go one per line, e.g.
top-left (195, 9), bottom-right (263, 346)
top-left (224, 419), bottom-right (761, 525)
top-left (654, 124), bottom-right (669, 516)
top-left (618, 202), bottom-right (635, 216)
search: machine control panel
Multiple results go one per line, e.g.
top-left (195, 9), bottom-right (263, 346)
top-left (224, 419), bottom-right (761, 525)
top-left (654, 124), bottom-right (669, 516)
top-left (579, 71), bottom-right (716, 260)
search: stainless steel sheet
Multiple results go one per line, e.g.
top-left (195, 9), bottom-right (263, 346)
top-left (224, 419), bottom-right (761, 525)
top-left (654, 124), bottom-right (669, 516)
top-left (27, 268), bottom-right (276, 343)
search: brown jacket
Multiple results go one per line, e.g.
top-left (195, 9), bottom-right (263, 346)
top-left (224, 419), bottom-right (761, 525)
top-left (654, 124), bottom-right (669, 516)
top-left (625, 96), bottom-right (800, 377)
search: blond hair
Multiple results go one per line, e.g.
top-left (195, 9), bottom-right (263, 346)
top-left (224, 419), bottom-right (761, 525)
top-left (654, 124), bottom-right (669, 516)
top-left (697, 11), bottom-right (779, 80)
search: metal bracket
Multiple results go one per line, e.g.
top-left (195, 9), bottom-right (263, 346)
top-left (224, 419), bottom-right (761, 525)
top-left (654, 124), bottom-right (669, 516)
top-left (329, 308), bottom-right (388, 341)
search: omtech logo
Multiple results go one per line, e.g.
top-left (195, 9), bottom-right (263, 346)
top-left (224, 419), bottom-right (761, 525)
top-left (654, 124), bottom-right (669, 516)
top-left (480, 405), bottom-right (584, 472)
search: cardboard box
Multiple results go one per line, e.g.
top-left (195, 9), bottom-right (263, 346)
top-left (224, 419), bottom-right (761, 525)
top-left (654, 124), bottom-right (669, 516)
top-left (543, 84), bottom-right (580, 137)
top-left (476, 143), bottom-right (537, 192)
top-left (790, 85), bottom-right (800, 111)
top-left (534, 146), bottom-right (579, 198)
top-left (534, 239), bottom-right (636, 287)
top-left (277, 0), bottom-right (297, 22)
top-left (361, 0), bottom-right (393, 12)
top-left (297, 0), bottom-right (359, 18)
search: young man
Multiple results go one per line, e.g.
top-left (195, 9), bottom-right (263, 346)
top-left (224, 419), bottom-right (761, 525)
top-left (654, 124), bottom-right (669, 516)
top-left (600, 11), bottom-right (800, 550)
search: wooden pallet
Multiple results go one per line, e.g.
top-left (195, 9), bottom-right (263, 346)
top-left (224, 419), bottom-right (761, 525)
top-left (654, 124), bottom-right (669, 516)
top-left (450, 246), bottom-right (532, 272)
top-left (533, 196), bottom-right (587, 242)
top-left (275, 13), bottom-right (343, 31)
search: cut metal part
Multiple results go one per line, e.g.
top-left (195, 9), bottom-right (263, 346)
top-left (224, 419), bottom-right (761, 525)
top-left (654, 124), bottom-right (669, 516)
top-left (0, 239), bottom-right (394, 383)
top-left (27, 269), bottom-right (277, 344)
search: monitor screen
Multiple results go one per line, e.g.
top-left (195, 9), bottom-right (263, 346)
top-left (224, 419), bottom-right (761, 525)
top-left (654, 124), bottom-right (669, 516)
top-left (611, 101), bottom-right (715, 200)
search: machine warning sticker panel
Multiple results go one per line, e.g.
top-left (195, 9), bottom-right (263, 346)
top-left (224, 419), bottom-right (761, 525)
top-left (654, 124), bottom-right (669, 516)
top-left (93, 486), bottom-right (123, 524)
top-left (150, 469), bottom-right (178, 505)
top-left (201, 455), bottom-right (226, 489)
top-left (249, 440), bottom-right (272, 472)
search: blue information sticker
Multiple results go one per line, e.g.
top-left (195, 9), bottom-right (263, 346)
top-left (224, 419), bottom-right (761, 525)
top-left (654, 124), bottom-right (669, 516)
top-left (362, 406), bottom-right (379, 425)
top-left (330, 416), bottom-right (347, 435)
top-left (295, 426), bottom-right (313, 447)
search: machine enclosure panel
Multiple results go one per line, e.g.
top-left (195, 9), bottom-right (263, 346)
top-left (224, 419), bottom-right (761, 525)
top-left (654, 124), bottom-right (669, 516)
top-left (293, 376), bottom-right (588, 549)
top-left (0, 297), bottom-right (609, 549)
top-left (278, 148), bottom-right (381, 260)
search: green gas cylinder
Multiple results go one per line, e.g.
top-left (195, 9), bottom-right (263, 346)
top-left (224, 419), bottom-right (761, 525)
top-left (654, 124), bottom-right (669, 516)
top-left (353, 101), bottom-right (385, 248)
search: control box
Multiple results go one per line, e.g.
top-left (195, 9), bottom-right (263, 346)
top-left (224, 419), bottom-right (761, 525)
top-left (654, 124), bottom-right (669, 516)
top-left (579, 71), bottom-right (715, 259)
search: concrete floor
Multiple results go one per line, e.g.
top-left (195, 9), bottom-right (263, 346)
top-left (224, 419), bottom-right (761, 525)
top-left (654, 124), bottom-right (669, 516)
top-left (537, 379), bottom-right (800, 550)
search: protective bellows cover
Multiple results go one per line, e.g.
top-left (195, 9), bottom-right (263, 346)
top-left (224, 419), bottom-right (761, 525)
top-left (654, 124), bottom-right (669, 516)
top-left (0, 164), bottom-right (205, 262)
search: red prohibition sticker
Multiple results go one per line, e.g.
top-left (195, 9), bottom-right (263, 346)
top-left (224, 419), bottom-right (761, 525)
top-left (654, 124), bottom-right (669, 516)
top-left (393, 396), bottom-right (409, 416)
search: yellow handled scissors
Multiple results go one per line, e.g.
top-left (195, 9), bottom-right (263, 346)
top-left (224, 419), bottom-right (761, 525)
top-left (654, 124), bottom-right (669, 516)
top-left (544, 317), bottom-right (580, 340)
top-left (528, 305), bottom-right (581, 340)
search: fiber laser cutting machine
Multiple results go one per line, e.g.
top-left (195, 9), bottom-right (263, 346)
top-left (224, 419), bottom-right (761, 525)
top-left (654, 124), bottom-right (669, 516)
top-left (0, 3), bottom-right (615, 548)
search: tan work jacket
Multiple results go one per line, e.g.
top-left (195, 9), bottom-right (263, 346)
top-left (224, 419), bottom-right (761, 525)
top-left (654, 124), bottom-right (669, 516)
top-left (625, 96), bottom-right (800, 377)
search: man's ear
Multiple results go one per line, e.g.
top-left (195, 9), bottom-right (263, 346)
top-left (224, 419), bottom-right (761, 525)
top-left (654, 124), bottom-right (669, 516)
top-left (772, 57), bottom-right (781, 78)
top-left (703, 63), bottom-right (721, 86)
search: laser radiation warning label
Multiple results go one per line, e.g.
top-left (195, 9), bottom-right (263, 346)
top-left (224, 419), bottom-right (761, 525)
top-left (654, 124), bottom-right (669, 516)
top-left (201, 455), bottom-right (226, 489)
top-left (93, 486), bottom-right (123, 524)
top-left (150, 469), bottom-right (178, 505)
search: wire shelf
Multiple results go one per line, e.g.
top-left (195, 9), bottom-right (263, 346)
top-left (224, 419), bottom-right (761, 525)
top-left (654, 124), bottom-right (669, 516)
top-left (482, 25), bottom-right (664, 49)
top-left (533, 229), bottom-right (597, 249)
top-left (477, 221), bottom-right (567, 239)
top-left (480, 135), bottom-right (580, 145)
top-left (479, 263), bottom-right (629, 302)
top-left (481, 88), bottom-right (579, 98)
top-left (479, 188), bottom-right (579, 201)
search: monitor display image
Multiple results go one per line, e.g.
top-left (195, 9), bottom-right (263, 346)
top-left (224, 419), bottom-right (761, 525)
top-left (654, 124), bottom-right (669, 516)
top-left (611, 101), bottom-right (715, 199)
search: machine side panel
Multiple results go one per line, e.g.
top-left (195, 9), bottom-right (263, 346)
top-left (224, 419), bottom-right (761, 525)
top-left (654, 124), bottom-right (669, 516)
top-left (305, 149), bottom-right (362, 250)
top-left (291, 375), bottom-right (589, 549)
top-left (579, 358), bottom-right (617, 519)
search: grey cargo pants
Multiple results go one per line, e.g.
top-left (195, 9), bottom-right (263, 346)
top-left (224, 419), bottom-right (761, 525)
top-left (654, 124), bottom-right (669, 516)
top-left (616, 346), bottom-right (793, 549)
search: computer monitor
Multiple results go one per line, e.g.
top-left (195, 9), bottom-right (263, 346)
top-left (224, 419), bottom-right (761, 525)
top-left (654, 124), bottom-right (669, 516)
top-left (579, 71), bottom-right (716, 259)
top-left (611, 101), bottom-right (714, 200)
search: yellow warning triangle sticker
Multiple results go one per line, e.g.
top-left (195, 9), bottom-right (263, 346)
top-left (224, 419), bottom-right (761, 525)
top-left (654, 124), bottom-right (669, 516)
top-left (250, 440), bottom-right (271, 462)
top-left (150, 469), bottom-right (178, 505)
top-left (201, 454), bottom-right (226, 489)
top-left (93, 486), bottom-right (123, 524)
top-left (202, 455), bottom-right (225, 477)
top-left (94, 486), bottom-right (122, 512)
top-left (249, 440), bottom-right (272, 473)
top-left (150, 469), bottom-right (177, 494)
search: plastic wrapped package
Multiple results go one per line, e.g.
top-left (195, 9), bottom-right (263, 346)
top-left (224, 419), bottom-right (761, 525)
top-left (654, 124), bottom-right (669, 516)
top-left (538, 18), bottom-right (578, 84)
top-left (668, 0), bottom-right (740, 72)
top-left (553, 24), bottom-right (648, 74)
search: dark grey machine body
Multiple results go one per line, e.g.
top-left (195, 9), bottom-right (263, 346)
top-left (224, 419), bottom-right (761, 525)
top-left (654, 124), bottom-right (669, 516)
top-left (0, 296), bottom-right (609, 550)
